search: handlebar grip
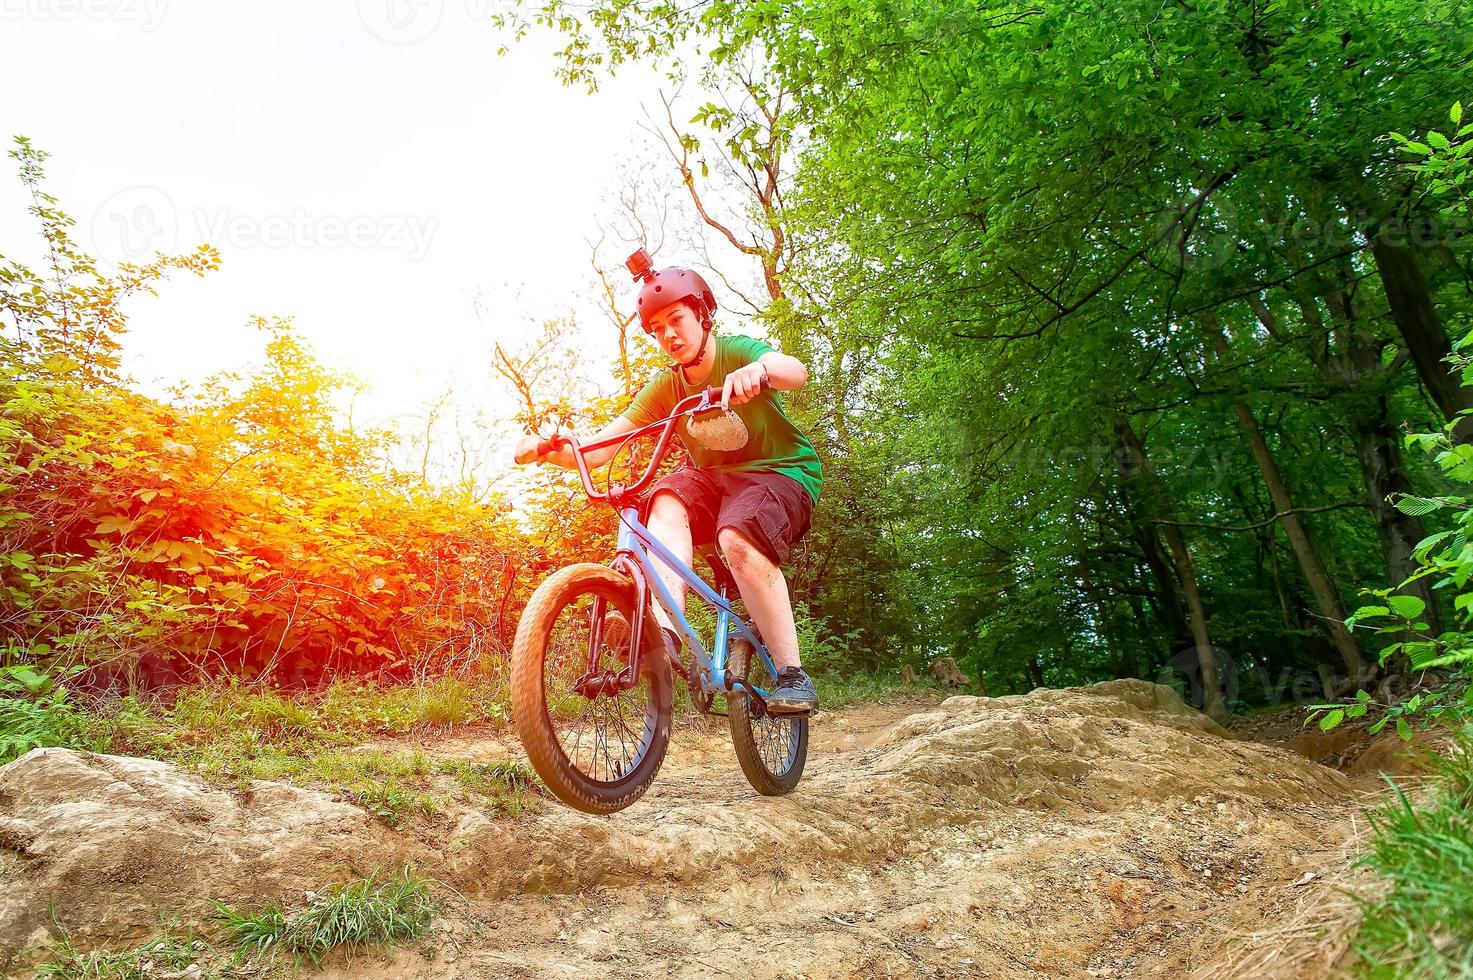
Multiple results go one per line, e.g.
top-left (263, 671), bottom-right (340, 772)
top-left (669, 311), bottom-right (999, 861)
top-left (701, 372), bottom-right (771, 407)
top-left (537, 435), bottom-right (564, 457)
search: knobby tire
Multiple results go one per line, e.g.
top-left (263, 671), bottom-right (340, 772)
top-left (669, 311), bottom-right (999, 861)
top-left (727, 637), bottom-right (808, 795)
top-left (512, 564), bottom-right (673, 814)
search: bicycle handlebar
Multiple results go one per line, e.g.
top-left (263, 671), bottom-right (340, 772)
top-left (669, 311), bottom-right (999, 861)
top-left (543, 378), bottom-right (768, 503)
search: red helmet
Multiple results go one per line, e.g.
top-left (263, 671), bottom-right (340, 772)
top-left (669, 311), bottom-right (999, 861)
top-left (633, 265), bottom-right (717, 333)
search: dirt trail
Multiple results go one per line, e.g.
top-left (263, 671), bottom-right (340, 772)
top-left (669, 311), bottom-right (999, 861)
top-left (1, 682), bottom-right (1394, 979)
top-left (350, 682), bottom-right (1378, 979)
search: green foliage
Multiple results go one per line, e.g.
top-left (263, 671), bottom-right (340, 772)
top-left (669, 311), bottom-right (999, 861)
top-left (1388, 100), bottom-right (1473, 220)
top-left (213, 868), bottom-right (438, 966)
top-left (792, 602), bottom-right (864, 675)
top-left (1325, 319), bottom-right (1473, 733)
top-left (1353, 726), bottom-right (1473, 977)
top-left (0, 665), bottom-right (98, 762)
top-left (483, 1), bottom-right (1473, 711)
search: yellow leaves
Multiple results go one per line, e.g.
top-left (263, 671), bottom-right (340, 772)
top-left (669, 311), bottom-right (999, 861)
top-left (160, 439), bottom-right (197, 459)
top-left (93, 514), bottom-right (138, 535)
top-left (9, 332), bottom-right (540, 682)
top-left (215, 581), bottom-right (249, 605)
top-left (154, 539), bottom-right (211, 574)
top-left (138, 540), bottom-right (172, 562)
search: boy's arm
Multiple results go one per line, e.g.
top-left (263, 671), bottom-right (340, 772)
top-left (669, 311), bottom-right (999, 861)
top-left (758, 352), bottom-right (809, 390)
top-left (514, 415), bottom-right (638, 470)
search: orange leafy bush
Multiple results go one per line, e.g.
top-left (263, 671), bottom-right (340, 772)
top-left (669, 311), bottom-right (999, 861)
top-left (1, 138), bottom-right (540, 687)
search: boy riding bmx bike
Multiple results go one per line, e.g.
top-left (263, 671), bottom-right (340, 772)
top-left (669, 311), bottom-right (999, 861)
top-left (514, 251), bottom-right (821, 714)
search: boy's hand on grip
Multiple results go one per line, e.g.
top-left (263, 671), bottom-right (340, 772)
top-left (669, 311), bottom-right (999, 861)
top-left (514, 435), bottom-right (546, 465)
top-left (721, 362), bottom-right (770, 410)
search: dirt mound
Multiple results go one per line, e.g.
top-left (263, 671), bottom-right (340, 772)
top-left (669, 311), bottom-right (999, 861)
top-left (436, 681), bottom-right (1366, 978)
top-left (1230, 700), bottom-right (1445, 778)
top-left (0, 749), bottom-right (412, 972)
top-left (0, 681), bottom-right (1374, 978)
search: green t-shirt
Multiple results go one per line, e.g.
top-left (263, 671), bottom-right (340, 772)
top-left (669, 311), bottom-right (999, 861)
top-left (623, 334), bottom-right (823, 504)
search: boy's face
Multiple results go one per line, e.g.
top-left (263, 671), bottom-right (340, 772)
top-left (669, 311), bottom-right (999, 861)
top-left (645, 300), bottom-right (705, 364)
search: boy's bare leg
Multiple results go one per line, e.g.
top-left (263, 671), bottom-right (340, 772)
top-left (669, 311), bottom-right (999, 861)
top-left (645, 491), bottom-right (692, 633)
top-left (716, 526), bottom-right (800, 670)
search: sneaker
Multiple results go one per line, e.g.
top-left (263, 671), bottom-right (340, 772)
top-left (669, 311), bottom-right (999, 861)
top-left (766, 666), bottom-right (818, 713)
top-left (600, 609), bottom-right (632, 660)
top-left (602, 610), bottom-right (685, 675)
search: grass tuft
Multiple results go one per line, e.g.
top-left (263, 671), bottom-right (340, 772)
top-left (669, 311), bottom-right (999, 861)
top-left (349, 781), bottom-right (443, 827)
top-left (71, 679), bottom-right (529, 827)
top-left (812, 669), bottom-right (950, 710)
top-left (36, 927), bottom-right (204, 979)
top-left (437, 758), bottom-right (540, 816)
top-left (1353, 726), bottom-right (1473, 977)
top-left (214, 868), bottom-right (438, 966)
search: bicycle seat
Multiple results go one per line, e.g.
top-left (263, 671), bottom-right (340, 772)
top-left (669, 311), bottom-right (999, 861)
top-left (697, 545), bottom-right (739, 597)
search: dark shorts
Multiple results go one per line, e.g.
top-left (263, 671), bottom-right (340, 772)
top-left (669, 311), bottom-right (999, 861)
top-left (643, 468), bottom-right (814, 565)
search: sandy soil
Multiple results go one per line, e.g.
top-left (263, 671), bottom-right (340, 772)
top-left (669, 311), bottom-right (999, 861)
top-left (2, 682), bottom-right (1396, 979)
top-left (331, 684), bottom-right (1380, 980)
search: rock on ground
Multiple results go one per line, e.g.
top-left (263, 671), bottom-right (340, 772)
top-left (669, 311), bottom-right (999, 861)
top-left (0, 750), bottom-right (412, 972)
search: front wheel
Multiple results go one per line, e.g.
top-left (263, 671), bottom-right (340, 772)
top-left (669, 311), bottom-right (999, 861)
top-left (727, 638), bottom-right (808, 796)
top-left (511, 564), bottom-right (672, 814)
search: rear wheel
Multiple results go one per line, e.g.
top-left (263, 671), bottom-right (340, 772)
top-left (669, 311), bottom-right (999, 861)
top-left (511, 564), bottom-right (672, 814)
top-left (727, 638), bottom-right (808, 795)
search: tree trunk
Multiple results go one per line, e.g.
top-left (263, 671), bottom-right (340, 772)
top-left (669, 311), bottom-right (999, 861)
top-left (1203, 322), bottom-right (1370, 682)
top-left (1097, 598), bottom-right (1124, 678)
top-left (1370, 238), bottom-right (1473, 440)
top-left (1351, 395), bottom-right (1441, 633)
top-left (1136, 527), bottom-right (1193, 649)
top-left (1112, 442), bottom-right (1194, 651)
top-left (1115, 418), bottom-right (1226, 719)
top-left (1269, 292), bottom-right (1443, 636)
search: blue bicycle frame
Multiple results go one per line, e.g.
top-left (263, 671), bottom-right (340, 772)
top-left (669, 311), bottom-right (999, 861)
top-left (613, 506), bottom-right (779, 702)
top-left (547, 385), bottom-right (784, 706)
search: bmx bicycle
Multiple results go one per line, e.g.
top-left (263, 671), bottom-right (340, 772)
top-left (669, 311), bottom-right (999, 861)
top-left (510, 385), bottom-right (810, 814)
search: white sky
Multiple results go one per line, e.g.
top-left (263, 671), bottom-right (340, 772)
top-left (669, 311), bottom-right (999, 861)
top-left (0, 0), bottom-right (703, 488)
